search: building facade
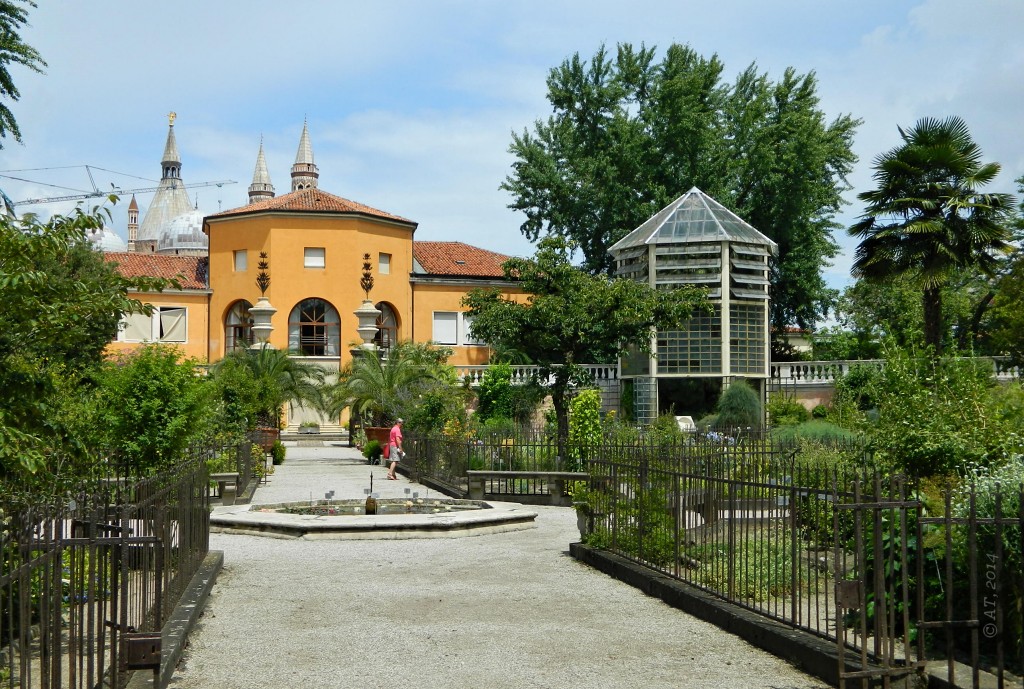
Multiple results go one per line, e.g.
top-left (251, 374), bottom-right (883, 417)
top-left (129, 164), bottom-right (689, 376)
top-left (102, 117), bottom-right (524, 426)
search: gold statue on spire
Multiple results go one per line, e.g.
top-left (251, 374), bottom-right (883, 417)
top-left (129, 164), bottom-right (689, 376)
top-left (168, 111), bottom-right (177, 126)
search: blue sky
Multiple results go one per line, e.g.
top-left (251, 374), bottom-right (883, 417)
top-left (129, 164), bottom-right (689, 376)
top-left (2, 0), bottom-right (1022, 299)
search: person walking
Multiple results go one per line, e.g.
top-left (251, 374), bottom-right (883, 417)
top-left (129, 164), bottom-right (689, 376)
top-left (386, 418), bottom-right (404, 479)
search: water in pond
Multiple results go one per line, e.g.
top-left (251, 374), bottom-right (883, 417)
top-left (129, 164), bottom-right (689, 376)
top-left (268, 498), bottom-right (489, 516)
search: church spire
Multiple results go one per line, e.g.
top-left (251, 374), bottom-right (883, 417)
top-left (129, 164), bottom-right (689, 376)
top-left (161, 111), bottom-right (182, 180)
top-left (248, 137), bottom-right (275, 203)
top-left (291, 119), bottom-right (319, 192)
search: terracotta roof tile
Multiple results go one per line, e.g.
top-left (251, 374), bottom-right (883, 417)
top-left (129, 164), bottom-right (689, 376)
top-left (105, 253), bottom-right (208, 290)
top-left (413, 241), bottom-right (513, 278)
top-left (208, 187), bottom-right (414, 225)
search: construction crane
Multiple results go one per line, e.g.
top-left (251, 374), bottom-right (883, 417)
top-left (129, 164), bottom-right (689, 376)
top-left (0, 165), bottom-right (236, 206)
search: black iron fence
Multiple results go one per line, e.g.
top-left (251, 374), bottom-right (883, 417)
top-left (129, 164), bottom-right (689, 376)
top-left (0, 443), bottom-right (224, 689)
top-left (583, 444), bottom-right (1024, 688)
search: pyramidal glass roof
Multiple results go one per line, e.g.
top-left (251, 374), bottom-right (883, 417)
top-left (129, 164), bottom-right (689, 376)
top-left (609, 187), bottom-right (778, 254)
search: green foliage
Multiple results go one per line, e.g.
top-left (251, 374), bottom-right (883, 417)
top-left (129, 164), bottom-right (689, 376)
top-left (362, 439), bottom-right (383, 461)
top-left (0, 0), bottom-right (46, 148)
top-left (714, 380), bottom-right (762, 430)
top-left (96, 345), bottom-right (214, 474)
top-left (464, 236), bottom-right (707, 455)
top-left (811, 404), bottom-right (828, 419)
top-left (568, 388), bottom-right (602, 470)
top-left (503, 43), bottom-right (859, 334)
top-left (772, 420), bottom-right (862, 447)
top-left (271, 440), bottom-right (286, 465)
top-left (868, 346), bottom-right (1022, 477)
top-left (766, 393), bottom-right (809, 426)
top-left (211, 346), bottom-right (324, 429)
top-left (951, 457), bottom-right (1024, 643)
top-left (476, 362), bottom-right (515, 423)
top-left (850, 116), bottom-right (1015, 352)
top-left (688, 529), bottom-right (805, 602)
top-left (989, 247), bottom-right (1024, 366)
top-left (327, 341), bottom-right (457, 429)
top-left (0, 206), bottom-right (173, 477)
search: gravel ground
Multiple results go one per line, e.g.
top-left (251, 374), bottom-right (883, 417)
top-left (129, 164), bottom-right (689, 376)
top-left (168, 445), bottom-right (829, 689)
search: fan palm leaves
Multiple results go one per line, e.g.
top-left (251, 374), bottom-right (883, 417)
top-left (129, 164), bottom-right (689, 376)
top-left (325, 342), bottom-right (447, 427)
top-left (849, 116), bottom-right (1015, 352)
top-left (212, 346), bottom-right (325, 428)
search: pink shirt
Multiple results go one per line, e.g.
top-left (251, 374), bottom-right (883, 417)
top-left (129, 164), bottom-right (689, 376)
top-left (389, 424), bottom-right (403, 447)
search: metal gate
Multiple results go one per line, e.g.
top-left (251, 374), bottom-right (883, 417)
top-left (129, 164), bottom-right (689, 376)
top-left (834, 477), bottom-right (1024, 688)
top-left (833, 476), bottom-right (923, 688)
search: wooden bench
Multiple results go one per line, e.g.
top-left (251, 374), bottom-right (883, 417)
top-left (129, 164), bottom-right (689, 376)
top-left (210, 472), bottom-right (240, 506)
top-left (466, 470), bottom-right (588, 506)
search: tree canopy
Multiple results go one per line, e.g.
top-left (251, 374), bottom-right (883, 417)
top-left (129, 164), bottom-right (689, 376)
top-left (849, 116), bottom-right (1015, 353)
top-left (502, 43), bottom-right (859, 340)
top-left (0, 0), bottom-right (45, 148)
top-left (0, 206), bottom-right (172, 477)
top-left (462, 236), bottom-right (708, 453)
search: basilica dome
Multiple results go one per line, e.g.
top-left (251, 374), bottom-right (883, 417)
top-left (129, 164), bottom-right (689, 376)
top-left (156, 208), bottom-right (207, 255)
top-left (86, 225), bottom-right (128, 252)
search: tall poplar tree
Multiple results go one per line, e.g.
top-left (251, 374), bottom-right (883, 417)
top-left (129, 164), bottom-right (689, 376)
top-left (502, 43), bottom-right (859, 342)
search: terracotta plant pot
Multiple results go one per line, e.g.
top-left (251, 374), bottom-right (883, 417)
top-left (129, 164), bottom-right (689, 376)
top-left (253, 427), bottom-right (280, 452)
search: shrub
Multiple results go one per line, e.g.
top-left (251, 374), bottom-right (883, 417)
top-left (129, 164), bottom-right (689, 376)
top-left (772, 420), bottom-right (862, 447)
top-left (766, 393), bottom-right (809, 426)
top-left (271, 440), bottom-right (286, 465)
top-left (568, 389), bottom-right (602, 469)
top-left (362, 439), bottom-right (383, 461)
top-left (97, 345), bottom-right (214, 474)
top-left (811, 404), bottom-right (828, 419)
top-left (714, 379), bottom-right (762, 430)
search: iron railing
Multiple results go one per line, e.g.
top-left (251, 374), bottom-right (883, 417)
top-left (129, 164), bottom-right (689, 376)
top-left (0, 444), bottom-right (224, 689)
top-left (583, 444), bottom-right (1024, 687)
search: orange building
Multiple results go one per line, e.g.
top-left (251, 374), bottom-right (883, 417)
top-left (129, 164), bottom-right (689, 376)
top-left (103, 117), bottom-right (524, 426)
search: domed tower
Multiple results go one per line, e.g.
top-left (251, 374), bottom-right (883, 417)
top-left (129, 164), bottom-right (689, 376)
top-left (157, 208), bottom-right (208, 256)
top-left (248, 138), bottom-right (275, 203)
top-left (136, 112), bottom-right (194, 252)
top-left (290, 119), bottom-right (319, 192)
top-left (127, 194), bottom-right (139, 251)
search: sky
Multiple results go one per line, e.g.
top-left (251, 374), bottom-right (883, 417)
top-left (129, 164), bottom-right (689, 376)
top-left (2, 0), bottom-right (1022, 297)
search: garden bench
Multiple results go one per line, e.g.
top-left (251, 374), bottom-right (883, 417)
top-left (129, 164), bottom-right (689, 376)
top-left (210, 472), bottom-right (240, 506)
top-left (466, 470), bottom-right (589, 506)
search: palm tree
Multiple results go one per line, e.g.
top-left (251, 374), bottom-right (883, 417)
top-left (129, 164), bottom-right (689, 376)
top-left (850, 116), bottom-right (1015, 353)
top-left (212, 346), bottom-right (325, 429)
top-left (324, 342), bottom-right (447, 428)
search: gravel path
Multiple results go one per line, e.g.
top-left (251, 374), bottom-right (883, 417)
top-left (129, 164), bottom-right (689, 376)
top-left (168, 444), bottom-right (829, 689)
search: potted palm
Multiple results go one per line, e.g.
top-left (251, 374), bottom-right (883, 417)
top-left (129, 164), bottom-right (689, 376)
top-left (325, 341), bottom-right (447, 443)
top-left (211, 346), bottom-right (325, 449)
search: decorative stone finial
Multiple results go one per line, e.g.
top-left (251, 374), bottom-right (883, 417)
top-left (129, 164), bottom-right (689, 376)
top-left (168, 111), bottom-right (176, 126)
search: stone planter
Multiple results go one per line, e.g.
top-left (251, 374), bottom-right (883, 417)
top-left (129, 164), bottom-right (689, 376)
top-left (574, 503), bottom-right (592, 539)
top-left (297, 426), bottom-right (320, 435)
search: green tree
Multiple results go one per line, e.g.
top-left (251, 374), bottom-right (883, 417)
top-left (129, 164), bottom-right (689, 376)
top-left (502, 43), bottom-right (859, 341)
top-left (0, 206), bottom-right (170, 476)
top-left (96, 345), bottom-right (214, 474)
top-left (986, 174), bottom-right (1024, 365)
top-left (211, 346), bottom-right (325, 429)
top-left (0, 0), bottom-right (45, 148)
top-left (714, 379), bottom-right (763, 430)
top-left (849, 116), bottom-right (1015, 354)
top-left (463, 236), bottom-right (708, 457)
top-left (326, 341), bottom-right (455, 430)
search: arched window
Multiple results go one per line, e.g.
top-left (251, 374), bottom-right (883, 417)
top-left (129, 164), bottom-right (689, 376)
top-left (288, 298), bottom-right (340, 356)
top-left (374, 302), bottom-right (399, 351)
top-left (225, 300), bottom-right (253, 351)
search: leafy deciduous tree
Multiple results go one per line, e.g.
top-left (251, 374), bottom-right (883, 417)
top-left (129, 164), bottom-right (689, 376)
top-left (503, 43), bottom-right (859, 341)
top-left (0, 0), bottom-right (45, 148)
top-left (463, 236), bottom-right (708, 456)
top-left (0, 206), bottom-right (171, 477)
